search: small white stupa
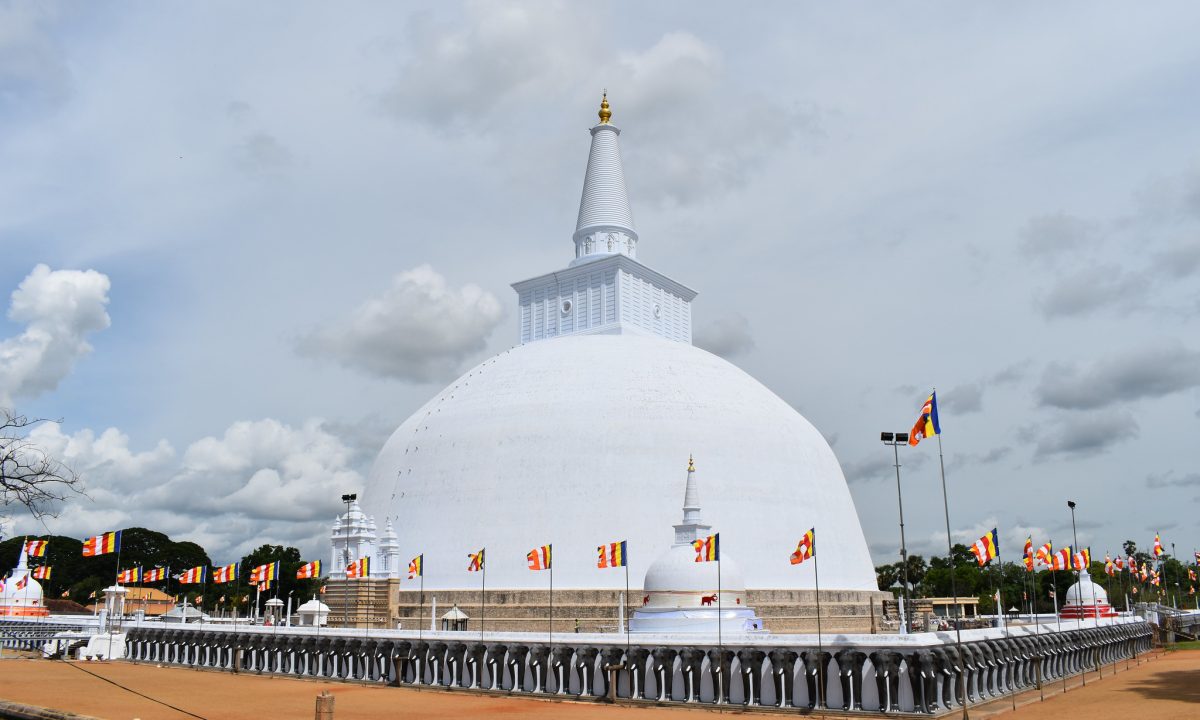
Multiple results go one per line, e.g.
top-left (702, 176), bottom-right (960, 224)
top-left (630, 457), bottom-right (764, 634)
top-left (1060, 575), bottom-right (1117, 619)
top-left (297, 596), bottom-right (330, 626)
top-left (0, 545), bottom-right (48, 617)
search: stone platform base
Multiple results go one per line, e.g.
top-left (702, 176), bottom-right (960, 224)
top-left (324, 581), bottom-right (890, 634)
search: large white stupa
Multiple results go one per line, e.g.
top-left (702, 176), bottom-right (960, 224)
top-left (363, 95), bottom-right (877, 597)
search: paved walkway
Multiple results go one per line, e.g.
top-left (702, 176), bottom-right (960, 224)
top-left (0, 650), bottom-right (1196, 719)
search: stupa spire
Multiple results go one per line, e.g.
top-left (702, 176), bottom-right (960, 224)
top-left (673, 455), bottom-right (711, 545)
top-left (571, 92), bottom-right (638, 266)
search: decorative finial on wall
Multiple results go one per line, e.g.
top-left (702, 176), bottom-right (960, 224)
top-left (598, 90), bottom-right (612, 124)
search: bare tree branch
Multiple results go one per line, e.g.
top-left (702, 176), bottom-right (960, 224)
top-left (1, 408), bottom-right (82, 520)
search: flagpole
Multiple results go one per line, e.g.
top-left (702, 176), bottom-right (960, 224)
top-left (1050, 562), bottom-right (1066, 693)
top-left (418, 569), bottom-right (424, 645)
top-left (716, 543), bottom-right (723, 672)
top-left (993, 540), bottom-right (1016, 711)
top-left (813, 529), bottom-right (824, 710)
top-left (624, 560), bottom-right (630, 660)
top-left (1032, 562), bottom-right (1043, 702)
top-left (107, 532), bottom-right (124, 659)
top-left (480, 548), bottom-right (486, 642)
top-left (549, 545), bottom-right (554, 650)
top-left (934, 430), bottom-right (969, 720)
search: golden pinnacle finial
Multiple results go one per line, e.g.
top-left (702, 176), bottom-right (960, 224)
top-left (598, 90), bottom-right (612, 124)
top-left (688, 455), bottom-right (695, 472)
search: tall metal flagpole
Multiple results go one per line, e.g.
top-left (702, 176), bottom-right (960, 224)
top-left (1050, 559), bottom-right (1067, 693)
top-left (813, 528), bottom-right (824, 710)
top-left (993, 539), bottom-right (1016, 711)
top-left (549, 544), bottom-right (554, 649)
top-left (480, 548), bottom-right (486, 642)
top-left (716, 535), bottom-right (723, 671)
top-left (624, 560), bottom-right (630, 660)
top-left (418, 567), bottom-right (424, 644)
top-left (1032, 559), bottom-right (1044, 701)
top-left (934, 430), bottom-right (969, 720)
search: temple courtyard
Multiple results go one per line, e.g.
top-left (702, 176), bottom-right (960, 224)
top-left (0, 648), bottom-right (1197, 720)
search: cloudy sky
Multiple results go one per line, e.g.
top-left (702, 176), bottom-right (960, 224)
top-left (3, 1), bottom-right (1198, 569)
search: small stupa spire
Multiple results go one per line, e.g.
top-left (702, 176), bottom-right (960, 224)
top-left (673, 455), bottom-right (710, 545)
top-left (598, 90), bottom-right (612, 124)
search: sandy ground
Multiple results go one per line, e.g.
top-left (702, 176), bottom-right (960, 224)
top-left (0, 650), bottom-right (1196, 719)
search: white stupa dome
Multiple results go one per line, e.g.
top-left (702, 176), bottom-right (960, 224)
top-left (642, 545), bottom-right (746, 606)
top-left (361, 97), bottom-right (876, 597)
top-left (0, 549), bottom-right (48, 617)
top-left (365, 333), bottom-right (876, 591)
top-left (1065, 576), bottom-right (1109, 606)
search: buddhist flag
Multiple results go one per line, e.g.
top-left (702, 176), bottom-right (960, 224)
top-left (117, 567), bottom-right (142, 584)
top-left (16, 575), bottom-right (28, 590)
top-left (1189, 568), bottom-right (1197, 582)
top-left (1194, 551), bottom-right (1200, 564)
top-left (32, 566), bottom-right (52, 580)
top-left (1053, 546), bottom-right (1072, 571)
top-left (82, 531), bottom-right (121, 556)
top-left (1151, 571), bottom-right (1161, 587)
top-left (213, 563), bottom-right (239, 584)
top-left (1114, 556), bottom-right (1125, 571)
top-left (1190, 585), bottom-right (1196, 596)
top-left (597, 541), bottom-right (627, 569)
top-left (1105, 554), bottom-right (1115, 576)
top-left (143, 567), bottom-right (167, 583)
top-left (1034, 541), bottom-right (1053, 568)
top-left (467, 549), bottom-right (485, 572)
top-left (250, 562), bottom-right (279, 584)
top-left (1128, 555), bottom-right (1137, 572)
top-left (970, 529), bottom-right (999, 567)
top-left (693, 533), bottom-right (719, 562)
top-left (258, 581), bottom-right (269, 592)
top-left (178, 566), bottom-right (206, 584)
top-left (790, 528), bottom-right (815, 566)
top-left (297, 560), bottom-right (322, 579)
top-left (407, 556), bottom-right (422, 579)
top-left (1072, 548), bottom-right (1091, 571)
top-left (1022, 536), bottom-right (1034, 572)
top-left (24, 539), bottom-right (48, 557)
top-left (346, 557), bottom-right (370, 579)
top-left (1153, 533), bottom-right (1164, 557)
top-left (527, 544), bottom-right (552, 571)
top-left (908, 393), bottom-right (941, 446)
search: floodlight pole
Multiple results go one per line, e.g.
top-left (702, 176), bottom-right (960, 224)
top-left (341, 493), bottom-right (356, 629)
top-left (881, 432), bottom-right (912, 633)
top-left (1067, 500), bottom-right (1085, 686)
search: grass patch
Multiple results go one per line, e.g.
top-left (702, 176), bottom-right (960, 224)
top-left (1165, 639), bottom-right (1200, 651)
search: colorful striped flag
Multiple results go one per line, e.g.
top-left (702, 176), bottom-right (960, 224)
top-left (1105, 553), bottom-right (1115, 576)
top-left (212, 563), bottom-right (239, 584)
top-left (297, 560), bottom-right (322, 579)
top-left (467, 549), bottom-right (485, 572)
top-left (1053, 546), bottom-right (1072, 571)
top-left (1194, 551), bottom-right (1200, 564)
top-left (250, 562), bottom-right (279, 584)
top-left (970, 529), bottom-right (999, 567)
top-left (1022, 536), bottom-right (1034, 572)
top-left (143, 567), bottom-right (167, 583)
top-left (527, 544), bottom-right (552, 571)
top-left (178, 566), bottom-right (206, 584)
top-left (32, 566), bottom-right (52, 580)
top-left (1114, 556), bottom-right (1125, 571)
top-left (1189, 568), bottom-right (1197, 582)
top-left (1153, 533), bottom-right (1163, 557)
top-left (24, 539), bottom-right (48, 557)
top-left (693, 533), bottom-right (719, 563)
top-left (1034, 541), bottom-right (1053, 567)
top-left (1128, 555), bottom-right (1137, 571)
top-left (907, 393), bottom-right (941, 446)
top-left (407, 555), bottom-right (423, 579)
top-left (16, 575), bottom-right (28, 590)
top-left (597, 541), bottom-right (627, 569)
top-left (117, 567), bottom-right (142, 584)
top-left (1072, 548), bottom-right (1091, 571)
top-left (82, 531), bottom-right (121, 556)
top-left (790, 528), bottom-right (815, 566)
top-left (346, 557), bottom-right (370, 579)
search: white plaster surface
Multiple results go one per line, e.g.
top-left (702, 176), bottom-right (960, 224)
top-left (365, 333), bottom-right (877, 591)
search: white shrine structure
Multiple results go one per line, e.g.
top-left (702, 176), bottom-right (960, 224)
top-left (332, 94), bottom-right (886, 632)
top-left (0, 546), bottom-right (48, 618)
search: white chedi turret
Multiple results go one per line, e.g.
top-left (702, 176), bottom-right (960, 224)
top-left (571, 92), bottom-right (638, 266)
top-left (329, 500), bottom-right (401, 580)
top-left (1060, 575), bottom-right (1117, 619)
top-left (630, 457), bottom-right (765, 634)
top-left (0, 545), bottom-right (48, 617)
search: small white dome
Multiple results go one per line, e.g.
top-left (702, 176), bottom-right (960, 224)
top-left (1065, 576), bottom-right (1109, 605)
top-left (642, 544), bottom-right (746, 608)
top-left (0, 572), bottom-right (44, 608)
top-left (297, 599), bottom-right (330, 613)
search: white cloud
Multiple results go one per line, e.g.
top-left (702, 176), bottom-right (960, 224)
top-left (13, 417), bottom-right (364, 561)
top-left (0, 264), bottom-right (111, 406)
top-left (693, 312), bottom-right (755, 358)
top-left (296, 264), bottom-right (504, 383)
